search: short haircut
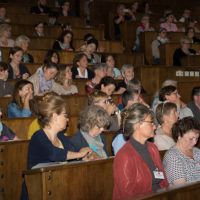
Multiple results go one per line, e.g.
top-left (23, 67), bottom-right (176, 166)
top-left (122, 90), bottom-right (139, 107)
top-left (191, 86), bottom-right (200, 98)
top-left (122, 103), bottom-right (153, 140)
top-left (92, 63), bottom-right (107, 72)
top-left (78, 105), bottom-right (110, 133)
top-left (15, 35), bottom-right (30, 47)
top-left (88, 90), bottom-right (108, 105)
top-left (72, 53), bottom-right (87, 68)
top-left (121, 64), bottom-right (134, 77)
top-left (95, 76), bottom-right (116, 90)
top-left (159, 85), bottom-right (177, 101)
top-left (86, 38), bottom-right (99, 49)
top-left (43, 59), bottom-right (59, 71)
top-left (156, 102), bottom-right (177, 125)
top-left (172, 117), bottom-right (200, 142)
top-left (37, 92), bottom-right (67, 128)
top-left (127, 78), bottom-right (141, 92)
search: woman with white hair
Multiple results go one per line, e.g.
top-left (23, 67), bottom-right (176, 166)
top-left (15, 35), bottom-right (34, 63)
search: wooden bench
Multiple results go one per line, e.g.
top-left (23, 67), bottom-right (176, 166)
top-left (181, 55), bottom-right (200, 66)
top-left (11, 24), bottom-right (105, 40)
top-left (0, 140), bottom-right (29, 200)
top-left (29, 38), bottom-right (124, 53)
top-left (159, 43), bottom-right (200, 66)
top-left (1, 48), bottom-right (144, 67)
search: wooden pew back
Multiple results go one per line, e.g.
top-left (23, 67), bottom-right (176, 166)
top-left (0, 140), bottom-right (29, 200)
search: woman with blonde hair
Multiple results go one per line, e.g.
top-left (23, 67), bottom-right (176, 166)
top-left (0, 24), bottom-right (14, 47)
top-left (15, 35), bottom-right (34, 63)
top-left (55, 65), bottom-right (78, 95)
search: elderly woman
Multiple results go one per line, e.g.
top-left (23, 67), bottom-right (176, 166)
top-left (8, 80), bottom-right (33, 118)
top-left (116, 64), bottom-right (135, 94)
top-left (55, 65), bottom-right (78, 95)
top-left (113, 103), bottom-right (168, 199)
top-left (15, 35), bottom-right (34, 63)
top-left (154, 102), bottom-right (178, 150)
top-left (70, 105), bottom-right (110, 159)
top-left (163, 117), bottom-right (200, 185)
top-left (28, 60), bottom-right (63, 96)
top-left (0, 24), bottom-right (14, 47)
top-left (173, 37), bottom-right (197, 66)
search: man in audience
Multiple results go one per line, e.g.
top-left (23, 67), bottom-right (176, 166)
top-left (159, 85), bottom-right (193, 119)
top-left (188, 87), bottom-right (200, 121)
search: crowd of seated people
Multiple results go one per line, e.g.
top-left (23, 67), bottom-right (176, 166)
top-left (1, 1), bottom-right (200, 200)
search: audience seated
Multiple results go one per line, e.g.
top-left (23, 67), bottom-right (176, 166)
top-left (59, 1), bottom-right (75, 17)
top-left (151, 28), bottom-right (169, 65)
top-left (0, 61), bottom-right (13, 96)
top-left (133, 14), bottom-right (155, 52)
top-left (55, 64), bottom-right (78, 95)
top-left (139, 1), bottom-right (153, 15)
top-left (154, 102), bottom-right (178, 150)
top-left (163, 117), bottom-right (200, 185)
top-left (185, 27), bottom-right (200, 44)
top-left (104, 55), bottom-right (122, 79)
top-left (116, 64), bottom-right (135, 94)
top-left (15, 35), bottom-right (34, 63)
top-left (70, 105), bottom-right (110, 159)
top-left (159, 85), bottom-right (193, 119)
top-left (95, 76), bottom-right (116, 96)
top-left (52, 30), bottom-right (74, 51)
top-left (88, 91), bottom-right (120, 132)
top-left (179, 9), bottom-right (191, 23)
top-left (113, 103), bottom-right (168, 200)
top-left (85, 63), bottom-right (107, 94)
top-left (160, 13), bottom-right (178, 32)
top-left (114, 4), bottom-right (136, 40)
top-left (28, 60), bottom-right (62, 96)
top-left (0, 24), bottom-right (14, 47)
top-left (130, 1), bottom-right (139, 19)
top-left (44, 49), bottom-right (60, 64)
top-left (33, 22), bottom-right (45, 37)
top-left (173, 37), bottom-right (197, 66)
top-left (7, 80), bottom-right (33, 118)
top-left (0, 108), bottom-right (18, 141)
top-left (187, 87), bottom-right (200, 121)
top-left (0, 7), bottom-right (10, 23)
top-left (83, 38), bottom-right (101, 64)
top-left (76, 33), bottom-right (95, 52)
top-left (71, 53), bottom-right (94, 79)
top-left (8, 47), bottom-right (30, 80)
top-left (112, 90), bottom-right (142, 155)
top-left (30, 0), bottom-right (50, 14)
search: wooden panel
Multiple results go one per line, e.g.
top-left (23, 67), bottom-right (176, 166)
top-left (25, 158), bottom-right (114, 200)
top-left (11, 24), bottom-right (104, 40)
top-left (0, 140), bottom-right (29, 200)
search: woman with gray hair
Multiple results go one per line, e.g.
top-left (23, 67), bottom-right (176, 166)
top-left (70, 105), bottom-right (110, 159)
top-left (113, 103), bottom-right (168, 200)
top-left (116, 64), bottom-right (134, 94)
top-left (15, 35), bottom-right (34, 63)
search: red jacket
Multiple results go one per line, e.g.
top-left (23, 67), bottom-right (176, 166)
top-left (113, 141), bottom-right (168, 200)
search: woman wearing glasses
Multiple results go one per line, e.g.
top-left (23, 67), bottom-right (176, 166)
top-left (163, 117), bottom-right (200, 185)
top-left (113, 103), bottom-right (168, 200)
top-left (154, 102), bottom-right (178, 150)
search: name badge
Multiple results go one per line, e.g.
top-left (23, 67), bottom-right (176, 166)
top-left (153, 170), bottom-right (164, 179)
